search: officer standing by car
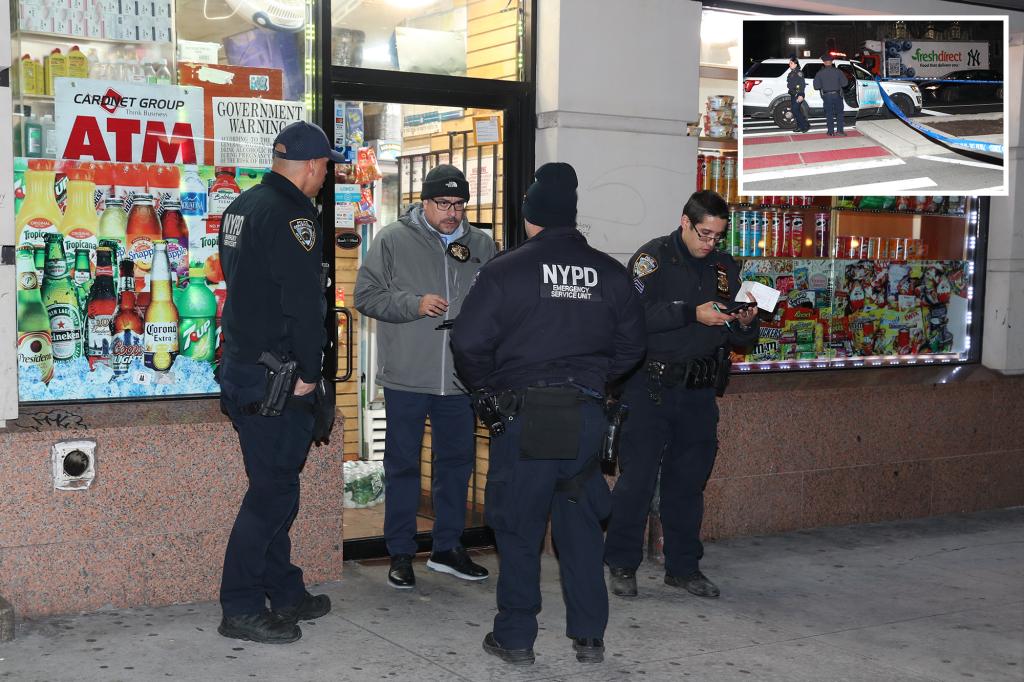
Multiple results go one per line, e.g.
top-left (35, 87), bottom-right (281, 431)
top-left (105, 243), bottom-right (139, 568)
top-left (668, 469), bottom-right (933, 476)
top-left (451, 162), bottom-right (646, 666)
top-left (604, 190), bottom-right (759, 601)
top-left (787, 55), bottom-right (811, 133)
top-left (217, 121), bottom-right (337, 644)
top-left (813, 53), bottom-right (849, 136)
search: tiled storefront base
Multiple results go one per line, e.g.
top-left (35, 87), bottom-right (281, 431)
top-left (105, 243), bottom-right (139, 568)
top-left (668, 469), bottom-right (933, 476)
top-left (0, 400), bottom-right (344, 618)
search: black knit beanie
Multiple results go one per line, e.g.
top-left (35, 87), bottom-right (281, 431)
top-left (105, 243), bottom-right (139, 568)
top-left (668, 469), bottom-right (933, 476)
top-left (522, 162), bottom-right (578, 228)
top-left (421, 164), bottom-right (470, 202)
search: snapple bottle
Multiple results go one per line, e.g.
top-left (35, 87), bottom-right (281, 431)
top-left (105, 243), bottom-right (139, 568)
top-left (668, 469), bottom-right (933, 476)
top-left (126, 193), bottom-right (161, 297)
top-left (161, 199), bottom-right (189, 282)
top-left (144, 240), bottom-right (179, 372)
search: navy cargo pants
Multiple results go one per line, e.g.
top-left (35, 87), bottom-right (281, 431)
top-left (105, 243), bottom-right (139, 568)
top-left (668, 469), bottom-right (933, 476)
top-left (822, 91), bottom-right (845, 134)
top-left (486, 401), bottom-right (611, 650)
top-left (604, 371), bottom-right (719, 578)
top-left (382, 388), bottom-right (476, 557)
top-left (219, 359), bottom-right (315, 616)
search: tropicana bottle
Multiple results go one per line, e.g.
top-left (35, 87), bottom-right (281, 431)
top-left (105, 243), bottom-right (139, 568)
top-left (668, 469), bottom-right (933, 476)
top-left (144, 240), bottom-right (179, 372)
top-left (61, 175), bottom-right (99, 272)
top-left (16, 245), bottom-right (55, 384)
top-left (41, 232), bottom-right (85, 362)
top-left (15, 162), bottom-right (63, 249)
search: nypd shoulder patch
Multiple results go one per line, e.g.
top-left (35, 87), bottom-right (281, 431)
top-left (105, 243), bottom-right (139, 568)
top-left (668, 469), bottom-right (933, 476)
top-left (633, 253), bottom-right (658, 278)
top-left (289, 218), bottom-right (317, 252)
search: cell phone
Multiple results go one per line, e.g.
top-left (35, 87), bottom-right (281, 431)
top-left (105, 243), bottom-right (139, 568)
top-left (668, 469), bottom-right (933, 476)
top-left (719, 301), bottom-right (756, 315)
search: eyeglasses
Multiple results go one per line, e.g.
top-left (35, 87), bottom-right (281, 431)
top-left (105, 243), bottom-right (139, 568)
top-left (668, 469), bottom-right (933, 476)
top-left (431, 199), bottom-right (467, 212)
top-left (690, 223), bottom-right (727, 244)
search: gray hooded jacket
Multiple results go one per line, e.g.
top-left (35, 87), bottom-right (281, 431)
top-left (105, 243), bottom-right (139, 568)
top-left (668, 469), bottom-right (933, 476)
top-left (355, 203), bottom-right (496, 395)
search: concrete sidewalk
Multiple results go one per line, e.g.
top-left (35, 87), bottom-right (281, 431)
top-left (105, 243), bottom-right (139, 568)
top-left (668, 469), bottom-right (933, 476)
top-left (1, 508), bottom-right (1021, 681)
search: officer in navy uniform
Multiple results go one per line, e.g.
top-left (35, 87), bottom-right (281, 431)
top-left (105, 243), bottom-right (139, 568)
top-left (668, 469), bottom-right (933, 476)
top-left (604, 190), bottom-right (759, 601)
top-left (787, 55), bottom-right (811, 133)
top-left (813, 53), bottom-right (850, 136)
top-left (216, 121), bottom-right (337, 644)
top-left (451, 163), bottom-right (645, 666)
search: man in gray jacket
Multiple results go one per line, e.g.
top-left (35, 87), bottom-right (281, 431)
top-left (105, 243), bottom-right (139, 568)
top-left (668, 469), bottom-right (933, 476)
top-left (355, 164), bottom-right (496, 589)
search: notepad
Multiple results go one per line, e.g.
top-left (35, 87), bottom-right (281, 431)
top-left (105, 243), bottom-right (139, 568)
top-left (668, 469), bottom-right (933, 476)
top-left (736, 280), bottom-right (781, 312)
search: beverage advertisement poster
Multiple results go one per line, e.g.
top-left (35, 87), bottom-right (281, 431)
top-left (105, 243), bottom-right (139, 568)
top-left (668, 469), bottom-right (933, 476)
top-left (211, 98), bottom-right (305, 167)
top-left (54, 79), bottom-right (205, 165)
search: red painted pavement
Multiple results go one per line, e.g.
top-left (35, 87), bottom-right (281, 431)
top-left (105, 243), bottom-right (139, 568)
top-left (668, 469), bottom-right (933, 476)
top-left (743, 144), bottom-right (890, 171)
top-left (744, 153), bottom-right (803, 170)
top-left (742, 130), bottom-right (864, 145)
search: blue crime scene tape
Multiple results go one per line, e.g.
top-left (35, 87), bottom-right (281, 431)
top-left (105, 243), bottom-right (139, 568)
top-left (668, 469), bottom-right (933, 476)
top-left (873, 76), bottom-right (1004, 155)
top-left (882, 77), bottom-right (1003, 84)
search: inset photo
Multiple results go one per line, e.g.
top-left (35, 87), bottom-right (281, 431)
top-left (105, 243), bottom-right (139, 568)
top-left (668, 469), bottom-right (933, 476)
top-left (739, 16), bottom-right (1008, 196)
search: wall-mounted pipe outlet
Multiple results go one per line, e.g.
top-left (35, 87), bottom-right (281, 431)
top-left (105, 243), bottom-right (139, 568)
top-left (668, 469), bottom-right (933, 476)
top-left (51, 439), bottom-right (97, 490)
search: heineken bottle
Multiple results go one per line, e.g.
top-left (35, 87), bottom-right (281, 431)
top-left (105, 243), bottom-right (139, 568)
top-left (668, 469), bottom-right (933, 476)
top-left (33, 245), bottom-right (46, 283)
top-left (73, 248), bottom-right (92, 315)
top-left (41, 233), bottom-right (85, 362)
top-left (16, 246), bottom-right (55, 384)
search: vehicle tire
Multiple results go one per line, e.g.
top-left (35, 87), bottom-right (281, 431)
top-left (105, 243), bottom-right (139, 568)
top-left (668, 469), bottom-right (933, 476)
top-left (770, 98), bottom-right (797, 129)
top-left (891, 93), bottom-right (915, 117)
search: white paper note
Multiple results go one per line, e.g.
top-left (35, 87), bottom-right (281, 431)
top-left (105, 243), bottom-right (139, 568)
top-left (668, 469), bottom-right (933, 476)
top-left (736, 280), bottom-right (781, 312)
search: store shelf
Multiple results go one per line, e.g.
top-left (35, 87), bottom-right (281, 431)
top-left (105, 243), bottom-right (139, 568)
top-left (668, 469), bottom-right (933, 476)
top-left (696, 137), bottom-right (737, 150)
top-left (14, 94), bottom-right (54, 102)
top-left (699, 64), bottom-right (739, 81)
top-left (834, 207), bottom-right (966, 218)
top-left (14, 30), bottom-right (170, 46)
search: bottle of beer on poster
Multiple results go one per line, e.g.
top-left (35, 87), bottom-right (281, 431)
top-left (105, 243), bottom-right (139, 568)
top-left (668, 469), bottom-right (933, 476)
top-left (73, 248), bottom-right (92, 314)
top-left (160, 199), bottom-right (189, 282)
top-left (112, 259), bottom-right (144, 376)
top-left (144, 240), bottom-right (179, 372)
top-left (174, 267), bottom-right (217, 363)
top-left (16, 246), bottom-right (55, 384)
top-left (41, 232), bottom-right (85, 362)
top-left (33, 245), bottom-right (46, 282)
top-left (85, 247), bottom-right (117, 370)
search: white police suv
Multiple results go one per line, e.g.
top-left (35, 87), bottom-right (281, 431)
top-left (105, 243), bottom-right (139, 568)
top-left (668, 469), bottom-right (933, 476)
top-left (743, 57), bottom-right (923, 129)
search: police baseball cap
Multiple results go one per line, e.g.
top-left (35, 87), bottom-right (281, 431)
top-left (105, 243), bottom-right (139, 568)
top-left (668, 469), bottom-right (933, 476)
top-left (273, 121), bottom-right (344, 163)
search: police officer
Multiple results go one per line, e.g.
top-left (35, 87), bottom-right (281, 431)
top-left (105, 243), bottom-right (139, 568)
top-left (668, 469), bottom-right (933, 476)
top-left (217, 121), bottom-right (336, 644)
top-left (787, 55), bottom-right (811, 133)
top-left (451, 162), bottom-right (646, 666)
top-left (813, 54), bottom-right (850, 136)
top-left (604, 190), bottom-right (759, 600)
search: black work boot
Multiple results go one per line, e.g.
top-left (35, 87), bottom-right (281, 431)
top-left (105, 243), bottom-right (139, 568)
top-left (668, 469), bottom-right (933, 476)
top-left (665, 569), bottom-right (720, 598)
top-left (572, 637), bottom-right (605, 663)
top-left (388, 554), bottom-right (415, 589)
top-left (273, 591), bottom-right (331, 624)
top-left (218, 610), bottom-right (301, 644)
top-left (427, 546), bottom-right (489, 581)
top-left (482, 632), bottom-right (535, 666)
top-left (608, 566), bottom-right (638, 597)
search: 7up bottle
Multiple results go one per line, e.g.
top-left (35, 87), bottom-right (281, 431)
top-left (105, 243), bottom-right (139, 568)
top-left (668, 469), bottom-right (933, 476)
top-left (173, 267), bottom-right (217, 363)
top-left (16, 246), bottom-right (55, 384)
top-left (143, 240), bottom-right (179, 372)
top-left (41, 233), bottom-right (85, 362)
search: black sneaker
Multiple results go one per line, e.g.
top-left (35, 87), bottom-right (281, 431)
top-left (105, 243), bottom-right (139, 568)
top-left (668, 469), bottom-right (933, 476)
top-left (427, 546), bottom-right (489, 581)
top-left (273, 592), bottom-right (331, 624)
top-left (572, 637), bottom-right (605, 663)
top-left (388, 554), bottom-right (415, 589)
top-left (665, 570), bottom-right (720, 598)
top-left (608, 566), bottom-right (637, 597)
top-left (482, 632), bottom-right (535, 666)
top-left (218, 610), bottom-right (301, 644)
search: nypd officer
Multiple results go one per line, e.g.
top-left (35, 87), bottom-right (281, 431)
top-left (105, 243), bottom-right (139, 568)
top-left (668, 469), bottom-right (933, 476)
top-left (604, 190), bottom-right (759, 600)
top-left (451, 162), bottom-right (646, 666)
top-left (813, 53), bottom-right (850, 136)
top-left (217, 121), bottom-right (337, 644)
top-left (787, 55), bottom-right (811, 133)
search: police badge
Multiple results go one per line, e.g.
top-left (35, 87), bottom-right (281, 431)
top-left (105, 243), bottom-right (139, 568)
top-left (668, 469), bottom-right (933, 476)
top-left (716, 264), bottom-right (730, 297)
top-left (633, 253), bottom-right (658, 278)
top-left (447, 242), bottom-right (470, 262)
top-left (289, 218), bottom-right (317, 252)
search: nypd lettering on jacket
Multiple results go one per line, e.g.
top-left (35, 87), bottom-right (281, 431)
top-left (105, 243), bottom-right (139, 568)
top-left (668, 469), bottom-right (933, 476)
top-left (221, 213), bottom-right (244, 249)
top-left (540, 263), bottom-right (602, 301)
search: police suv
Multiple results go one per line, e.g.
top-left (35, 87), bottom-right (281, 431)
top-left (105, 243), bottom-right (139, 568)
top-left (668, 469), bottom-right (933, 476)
top-left (743, 57), bottom-right (923, 129)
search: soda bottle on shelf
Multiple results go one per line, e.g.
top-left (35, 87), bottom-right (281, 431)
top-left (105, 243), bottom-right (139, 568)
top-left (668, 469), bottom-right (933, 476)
top-left (126, 194), bottom-right (161, 298)
top-left (16, 246), bottom-right (55, 384)
top-left (85, 247), bottom-right (117, 370)
top-left (144, 241), bottom-right (180, 372)
top-left (161, 199), bottom-right (189, 282)
top-left (112, 260), bottom-right (145, 377)
top-left (174, 267), bottom-right (218, 363)
top-left (97, 197), bottom-right (128, 264)
top-left (208, 167), bottom-right (240, 218)
top-left (16, 162), bottom-right (63, 249)
top-left (41, 233), bottom-right (85, 362)
top-left (60, 173), bottom-right (99, 272)
top-left (148, 163), bottom-right (181, 218)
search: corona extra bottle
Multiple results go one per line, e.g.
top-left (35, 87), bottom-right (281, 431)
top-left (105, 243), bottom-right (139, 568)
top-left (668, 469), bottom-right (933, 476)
top-left (143, 240), bottom-right (179, 372)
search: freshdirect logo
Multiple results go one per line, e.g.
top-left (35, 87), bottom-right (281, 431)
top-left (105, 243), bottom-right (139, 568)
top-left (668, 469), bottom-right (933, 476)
top-left (912, 48), bottom-right (963, 63)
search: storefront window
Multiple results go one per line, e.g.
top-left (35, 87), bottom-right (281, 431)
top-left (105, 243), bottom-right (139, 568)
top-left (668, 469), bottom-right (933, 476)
top-left (11, 0), bottom-right (314, 402)
top-left (330, 0), bottom-right (527, 81)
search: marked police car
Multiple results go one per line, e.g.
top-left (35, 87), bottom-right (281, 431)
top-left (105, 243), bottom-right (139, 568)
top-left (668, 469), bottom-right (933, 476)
top-left (743, 57), bottom-right (923, 129)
